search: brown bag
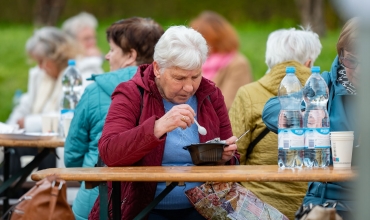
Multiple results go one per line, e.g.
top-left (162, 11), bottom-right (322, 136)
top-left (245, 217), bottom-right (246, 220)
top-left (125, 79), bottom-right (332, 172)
top-left (5, 175), bottom-right (74, 220)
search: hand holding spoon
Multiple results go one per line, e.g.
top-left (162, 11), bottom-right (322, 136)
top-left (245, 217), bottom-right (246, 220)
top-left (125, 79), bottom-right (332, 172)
top-left (194, 119), bottom-right (207, 135)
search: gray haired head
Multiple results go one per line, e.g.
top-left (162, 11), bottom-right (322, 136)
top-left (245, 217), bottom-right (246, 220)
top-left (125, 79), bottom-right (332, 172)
top-left (265, 27), bottom-right (322, 72)
top-left (154, 26), bottom-right (208, 72)
top-left (26, 27), bottom-right (78, 70)
top-left (62, 12), bottom-right (98, 38)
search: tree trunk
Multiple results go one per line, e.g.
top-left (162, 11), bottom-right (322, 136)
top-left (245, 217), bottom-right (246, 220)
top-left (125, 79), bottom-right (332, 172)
top-left (295, 0), bottom-right (326, 37)
top-left (34, 0), bottom-right (67, 27)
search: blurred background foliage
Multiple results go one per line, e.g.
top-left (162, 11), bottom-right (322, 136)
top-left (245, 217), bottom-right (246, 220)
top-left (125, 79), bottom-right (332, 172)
top-left (0, 0), bottom-right (343, 121)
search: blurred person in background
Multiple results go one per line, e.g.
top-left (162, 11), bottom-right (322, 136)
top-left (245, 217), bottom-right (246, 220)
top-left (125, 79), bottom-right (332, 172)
top-left (5, 27), bottom-right (80, 175)
top-left (62, 12), bottom-right (104, 90)
top-left (229, 27), bottom-right (322, 219)
top-left (190, 11), bottom-right (253, 110)
top-left (262, 18), bottom-right (359, 219)
top-left (64, 17), bottom-right (164, 220)
top-left (89, 26), bottom-right (239, 220)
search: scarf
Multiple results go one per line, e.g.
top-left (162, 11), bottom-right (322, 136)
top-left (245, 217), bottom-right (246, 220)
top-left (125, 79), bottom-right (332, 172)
top-left (337, 64), bottom-right (357, 95)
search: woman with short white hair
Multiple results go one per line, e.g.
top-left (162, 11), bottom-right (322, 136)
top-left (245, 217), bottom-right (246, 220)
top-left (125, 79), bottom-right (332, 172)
top-left (62, 12), bottom-right (104, 90)
top-left (265, 27), bottom-right (322, 72)
top-left (89, 26), bottom-right (239, 220)
top-left (7, 27), bottom-right (79, 131)
top-left (62, 12), bottom-right (100, 56)
top-left (229, 27), bottom-right (322, 219)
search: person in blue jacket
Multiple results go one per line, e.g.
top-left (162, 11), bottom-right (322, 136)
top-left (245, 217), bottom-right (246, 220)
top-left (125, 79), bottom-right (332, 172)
top-left (64, 17), bottom-right (164, 220)
top-left (262, 17), bottom-right (359, 219)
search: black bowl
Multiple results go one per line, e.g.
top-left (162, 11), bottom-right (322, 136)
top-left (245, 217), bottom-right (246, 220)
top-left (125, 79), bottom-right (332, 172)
top-left (183, 143), bottom-right (227, 166)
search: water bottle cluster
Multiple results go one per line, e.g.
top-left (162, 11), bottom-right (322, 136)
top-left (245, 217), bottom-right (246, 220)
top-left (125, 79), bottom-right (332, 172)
top-left (278, 66), bottom-right (330, 168)
top-left (60, 59), bottom-right (82, 138)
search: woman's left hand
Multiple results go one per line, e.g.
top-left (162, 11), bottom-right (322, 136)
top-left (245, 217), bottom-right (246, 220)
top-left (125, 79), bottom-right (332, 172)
top-left (220, 136), bottom-right (238, 164)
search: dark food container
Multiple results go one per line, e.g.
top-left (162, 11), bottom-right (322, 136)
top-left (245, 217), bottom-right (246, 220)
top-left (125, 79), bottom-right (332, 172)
top-left (183, 143), bottom-right (227, 166)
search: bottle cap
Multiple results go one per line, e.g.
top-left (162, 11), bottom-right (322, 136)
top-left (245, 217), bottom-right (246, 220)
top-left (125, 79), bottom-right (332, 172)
top-left (311, 66), bottom-right (320, 73)
top-left (68, 59), bottom-right (76, 66)
top-left (286, 66), bottom-right (296, 74)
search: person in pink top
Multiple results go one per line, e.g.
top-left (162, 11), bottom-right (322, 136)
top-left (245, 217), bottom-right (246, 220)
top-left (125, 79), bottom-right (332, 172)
top-left (190, 11), bottom-right (253, 109)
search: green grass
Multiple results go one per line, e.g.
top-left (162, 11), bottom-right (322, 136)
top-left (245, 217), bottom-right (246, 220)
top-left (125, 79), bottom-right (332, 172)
top-left (0, 21), bottom-right (340, 122)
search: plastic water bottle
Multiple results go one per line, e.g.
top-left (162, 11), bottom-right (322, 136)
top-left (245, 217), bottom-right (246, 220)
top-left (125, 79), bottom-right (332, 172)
top-left (303, 66), bottom-right (330, 167)
top-left (12, 89), bottom-right (22, 108)
top-left (278, 67), bottom-right (304, 168)
top-left (60, 59), bottom-right (82, 138)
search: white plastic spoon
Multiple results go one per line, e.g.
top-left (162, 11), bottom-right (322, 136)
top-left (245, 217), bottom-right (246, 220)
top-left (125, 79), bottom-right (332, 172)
top-left (194, 119), bottom-right (207, 135)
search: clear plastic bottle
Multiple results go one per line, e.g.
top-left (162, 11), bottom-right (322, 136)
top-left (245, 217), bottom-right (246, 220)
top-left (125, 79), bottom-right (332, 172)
top-left (278, 66), bottom-right (304, 168)
top-left (303, 66), bottom-right (330, 167)
top-left (12, 89), bottom-right (22, 108)
top-left (60, 59), bottom-right (82, 138)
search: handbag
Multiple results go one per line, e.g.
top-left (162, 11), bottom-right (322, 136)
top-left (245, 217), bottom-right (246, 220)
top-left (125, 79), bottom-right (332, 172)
top-left (2, 175), bottom-right (74, 220)
top-left (185, 182), bottom-right (288, 220)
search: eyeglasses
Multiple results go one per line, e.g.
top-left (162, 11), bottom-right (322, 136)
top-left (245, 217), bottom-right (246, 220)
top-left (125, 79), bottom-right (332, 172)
top-left (340, 51), bottom-right (359, 69)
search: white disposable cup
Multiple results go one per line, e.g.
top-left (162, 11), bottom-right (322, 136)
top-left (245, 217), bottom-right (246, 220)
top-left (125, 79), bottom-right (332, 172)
top-left (330, 131), bottom-right (354, 168)
top-left (42, 114), bottom-right (60, 133)
top-left (63, 117), bottom-right (73, 137)
top-left (330, 131), bottom-right (354, 137)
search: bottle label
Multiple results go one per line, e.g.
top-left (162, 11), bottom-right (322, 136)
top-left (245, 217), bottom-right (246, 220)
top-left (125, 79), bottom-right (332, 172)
top-left (278, 128), bottom-right (304, 150)
top-left (304, 128), bottom-right (330, 149)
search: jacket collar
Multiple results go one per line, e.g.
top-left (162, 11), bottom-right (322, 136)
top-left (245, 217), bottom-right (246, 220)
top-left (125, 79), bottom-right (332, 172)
top-left (259, 61), bottom-right (311, 96)
top-left (132, 63), bottom-right (217, 103)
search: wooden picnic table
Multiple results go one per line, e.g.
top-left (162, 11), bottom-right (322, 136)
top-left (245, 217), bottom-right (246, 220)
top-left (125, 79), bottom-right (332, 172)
top-left (31, 165), bottom-right (356, 183)
top-left (0, 137), bottom-right (64, 212)
top-left (31, 165), bottom-right (356, 220)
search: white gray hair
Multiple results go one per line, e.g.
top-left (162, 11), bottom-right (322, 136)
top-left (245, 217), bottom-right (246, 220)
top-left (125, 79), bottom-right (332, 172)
top-left (265, 27), bottom-right (322, 71)
top-left (62, 12), bottom-right (98, 37)
top-left (153, 25), bottom-right (208, 72)
top-left (26, 27), bottom-right (78, 70)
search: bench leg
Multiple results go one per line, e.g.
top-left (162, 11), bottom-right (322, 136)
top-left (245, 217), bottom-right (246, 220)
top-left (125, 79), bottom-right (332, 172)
top-left (133, 182), bottom-right (179, 220)
top-left (112, 181), bottom-right (121, 220)
top-left (99, 181), bottom-right (108, 220)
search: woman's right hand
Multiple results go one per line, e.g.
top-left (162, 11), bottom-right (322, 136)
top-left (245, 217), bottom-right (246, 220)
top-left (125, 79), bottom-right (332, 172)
top-left (154, 104), bottom-right (195, 138)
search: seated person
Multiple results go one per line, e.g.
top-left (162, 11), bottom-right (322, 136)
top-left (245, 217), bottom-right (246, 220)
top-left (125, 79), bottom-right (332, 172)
top-left (62, 12), bottom-right (104, 90)
top-left (64, 17), bottom-right (164, 220)
top-left (89, 26), bottom-right (239, 220)
top-left (5, 27), bottom-right (80, 173)
top-left (262, 18), bottom-right (359, 219)
top-left (229, 27), bottom-right (322, 219)
top-left (190, 11), bottom-right (253, 109)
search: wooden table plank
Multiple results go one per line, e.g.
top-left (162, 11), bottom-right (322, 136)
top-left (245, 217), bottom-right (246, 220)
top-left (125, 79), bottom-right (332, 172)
top-left (0, 138), bottom-right (64, 148)
top-left (31, 165), bottom-right (356, 183)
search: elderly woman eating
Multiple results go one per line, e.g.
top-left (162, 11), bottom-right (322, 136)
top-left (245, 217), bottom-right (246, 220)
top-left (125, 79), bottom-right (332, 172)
top-left (89, 26), bottom-right (239, 220)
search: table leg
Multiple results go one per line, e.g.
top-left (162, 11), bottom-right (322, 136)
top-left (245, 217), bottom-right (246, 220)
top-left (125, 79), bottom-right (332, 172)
top-left (133, 182), bottom-right (179, 220)
top-left (0, 148), bottom-right (51, 213)
top-left (2, 148), bottom-right (11, 213)
top-left (112, 181), bottom-right (121, 220)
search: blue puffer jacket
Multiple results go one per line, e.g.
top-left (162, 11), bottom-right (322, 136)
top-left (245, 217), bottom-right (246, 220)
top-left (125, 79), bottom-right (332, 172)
top-left (64, 66), bottom-right (137, 220)
top-left (262, 57), bottom-right (358, 218)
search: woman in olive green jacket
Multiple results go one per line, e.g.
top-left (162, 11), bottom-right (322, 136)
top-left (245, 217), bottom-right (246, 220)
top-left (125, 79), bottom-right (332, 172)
top-left (229, 27), bottom-right (322, 219)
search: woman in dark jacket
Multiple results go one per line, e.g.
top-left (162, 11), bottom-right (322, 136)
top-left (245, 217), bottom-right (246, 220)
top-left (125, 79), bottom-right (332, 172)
top-left (89, 26), bottom-right (239, 220)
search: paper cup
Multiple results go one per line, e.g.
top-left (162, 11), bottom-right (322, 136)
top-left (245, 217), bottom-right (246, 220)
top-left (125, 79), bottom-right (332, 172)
top-left (42, 114), bottom-right (60, 133)
top-left (330, 131), bottom-right (354, 168)
top-left (63, 117), bottom-right (73, 137)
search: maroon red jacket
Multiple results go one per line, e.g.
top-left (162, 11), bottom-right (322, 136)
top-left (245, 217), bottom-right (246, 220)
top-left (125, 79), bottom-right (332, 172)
top-left (89, 64), bottom-right (239, 219)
